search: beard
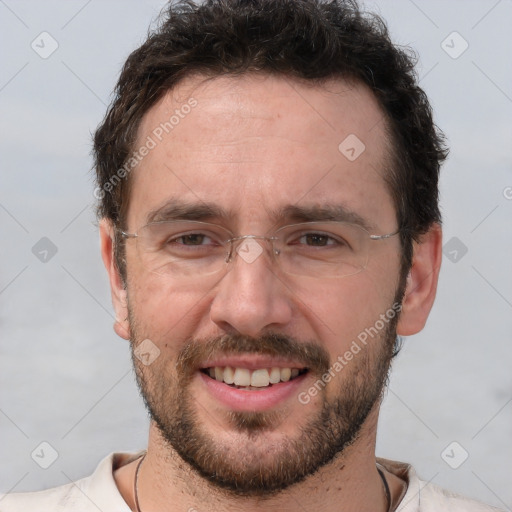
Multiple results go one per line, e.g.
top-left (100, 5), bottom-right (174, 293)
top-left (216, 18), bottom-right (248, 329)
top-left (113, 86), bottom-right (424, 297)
top-left (128, 285), bottom-right (404, 499)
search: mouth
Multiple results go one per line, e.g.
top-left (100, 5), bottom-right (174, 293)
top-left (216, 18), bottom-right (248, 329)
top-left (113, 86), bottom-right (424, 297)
top-left (197, 355), bottom-right (313, 411)
top-left (200, 365), bottom-right (309, 391)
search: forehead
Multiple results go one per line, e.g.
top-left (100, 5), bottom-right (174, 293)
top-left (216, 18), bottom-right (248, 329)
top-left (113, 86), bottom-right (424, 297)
top-left (127, 73), bottom-right (395, 231)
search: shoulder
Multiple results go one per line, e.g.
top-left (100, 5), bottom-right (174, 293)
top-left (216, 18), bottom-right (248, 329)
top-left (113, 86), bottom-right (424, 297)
top-left (0, 481), bottom-right (87, 512)
top-left (377, 458), bottom-right (504, 512)
top-left (414, 482), bottom-right (504, 512)
top-left (0, 452), bottom-right (142, 512)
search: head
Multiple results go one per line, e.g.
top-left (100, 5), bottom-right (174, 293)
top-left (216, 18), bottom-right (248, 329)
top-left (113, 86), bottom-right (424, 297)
top-left (95, 0), bottom-right (446, 498)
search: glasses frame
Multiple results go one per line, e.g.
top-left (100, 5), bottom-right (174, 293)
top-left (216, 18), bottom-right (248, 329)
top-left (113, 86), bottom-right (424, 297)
top-left (119, 220), bottom-right (401, 278)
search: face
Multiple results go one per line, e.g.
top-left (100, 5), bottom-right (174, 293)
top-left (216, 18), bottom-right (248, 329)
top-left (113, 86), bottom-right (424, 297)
top-left (114, 74), bottom-right (407, 496)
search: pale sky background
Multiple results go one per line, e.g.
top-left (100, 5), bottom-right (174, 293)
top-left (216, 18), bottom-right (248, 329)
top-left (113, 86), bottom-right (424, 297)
top-left (0, 0), bottom-right (511, 509)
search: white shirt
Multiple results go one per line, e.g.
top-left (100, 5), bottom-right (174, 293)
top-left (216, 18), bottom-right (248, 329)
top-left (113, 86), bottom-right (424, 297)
top-left (0, 452), bottom-right (503, 511)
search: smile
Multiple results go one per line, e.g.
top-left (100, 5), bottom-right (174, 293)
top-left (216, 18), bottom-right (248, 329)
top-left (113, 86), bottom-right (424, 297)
top-left (200, 366), bottom-right (308, 390)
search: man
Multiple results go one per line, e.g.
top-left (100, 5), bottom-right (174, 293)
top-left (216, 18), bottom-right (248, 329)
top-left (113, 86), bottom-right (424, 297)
top-left (0, 0), bottom-right (502, 510)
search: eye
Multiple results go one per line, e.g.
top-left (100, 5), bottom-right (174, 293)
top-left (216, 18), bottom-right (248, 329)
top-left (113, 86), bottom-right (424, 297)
top-left (143, 222), bottom-right (231, 255)
top-left (167, 232), bottom-right (218, 247)
top-left (292, 231), bottom-right (349, 248)
top-left (171, 233), bottom-right (213, 246)
top-left (298, 233), bottom-right (337, 247)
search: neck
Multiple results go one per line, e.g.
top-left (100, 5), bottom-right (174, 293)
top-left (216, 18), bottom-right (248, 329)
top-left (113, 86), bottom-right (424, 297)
top-left (117, 408), bottom-right (393, 512)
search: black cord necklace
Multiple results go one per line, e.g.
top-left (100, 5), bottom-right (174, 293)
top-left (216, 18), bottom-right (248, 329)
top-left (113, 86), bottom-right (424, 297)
top-left (377, 465), bottom-right (392, 512)
top-left (133, 454), bottom-right (145, 512)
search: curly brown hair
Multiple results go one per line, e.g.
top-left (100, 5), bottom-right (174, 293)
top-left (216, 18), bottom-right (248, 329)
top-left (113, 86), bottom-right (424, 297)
top-left (93, 0), bottom-right (448, 283)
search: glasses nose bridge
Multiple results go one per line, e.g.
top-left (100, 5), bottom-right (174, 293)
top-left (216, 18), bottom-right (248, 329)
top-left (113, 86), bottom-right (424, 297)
top-left (226, 234), bottom-right (280, 264)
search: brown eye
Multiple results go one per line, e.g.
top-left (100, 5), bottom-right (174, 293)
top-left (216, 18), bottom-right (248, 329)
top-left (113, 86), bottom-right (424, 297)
top-left (177, 234), bottom-right (208, 245)
top-left (302, 234), bottom-right (331, 246)
top-left (297, 233), bottom-right (341, 247)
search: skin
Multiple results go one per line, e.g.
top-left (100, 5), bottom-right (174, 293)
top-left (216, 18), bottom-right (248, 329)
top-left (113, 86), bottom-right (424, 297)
top-left (100, 73), bottom-right (442, 511)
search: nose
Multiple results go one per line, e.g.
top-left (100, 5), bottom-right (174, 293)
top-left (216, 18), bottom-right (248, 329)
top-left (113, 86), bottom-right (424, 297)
top-left (209, 238), bottom-right (293, 337)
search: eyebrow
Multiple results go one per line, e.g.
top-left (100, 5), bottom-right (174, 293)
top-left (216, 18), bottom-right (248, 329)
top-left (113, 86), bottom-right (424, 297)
top-left (145, 198), bottom-right (376, 232)
top-left (274, 204), bottom-right (376, 232)
top-left (146, 199), bottom-right (229, 224)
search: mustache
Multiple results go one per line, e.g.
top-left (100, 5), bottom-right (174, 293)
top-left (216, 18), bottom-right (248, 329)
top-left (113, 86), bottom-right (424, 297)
top-left (175, 332), bottom-right (331, 380)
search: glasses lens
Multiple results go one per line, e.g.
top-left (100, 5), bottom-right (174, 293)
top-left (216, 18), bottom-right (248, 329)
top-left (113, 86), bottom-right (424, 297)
top-left (274, 222), bottom-right (369, 278)
top-left (136, 221), bottom-right (230, 276)
top-left (130, 220), bottom-right (370, 279)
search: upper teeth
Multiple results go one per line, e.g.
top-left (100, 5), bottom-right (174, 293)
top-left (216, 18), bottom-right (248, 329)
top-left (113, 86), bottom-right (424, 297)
top-left (206, 367), bottom-right (302, 387)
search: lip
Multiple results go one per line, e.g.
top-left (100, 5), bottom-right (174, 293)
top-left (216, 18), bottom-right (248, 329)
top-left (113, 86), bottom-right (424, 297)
top-left (198, 370), bottom-right (308, 411)
top-left (199, 355), bottom-right (308, 371)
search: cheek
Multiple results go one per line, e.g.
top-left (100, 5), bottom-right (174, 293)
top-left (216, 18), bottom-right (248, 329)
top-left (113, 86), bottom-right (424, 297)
top-left (126, 268), bottom-right (212, 342)
top-left (298, 272), bottom-right (398, 357)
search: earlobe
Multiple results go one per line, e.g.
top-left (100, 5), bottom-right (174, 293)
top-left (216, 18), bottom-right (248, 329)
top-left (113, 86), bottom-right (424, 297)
top-left (397, 223), bottom-right (442, 336)
top-left (99, 219), bottom-right (131, 341)
top-left (113, 289), bottom-right (131, 340)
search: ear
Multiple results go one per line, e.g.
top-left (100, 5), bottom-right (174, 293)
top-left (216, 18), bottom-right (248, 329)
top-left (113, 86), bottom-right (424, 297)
top-left (397, 223), bottom-right (442, 336)
top-left (99, 219), bottom-right (131, 340)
